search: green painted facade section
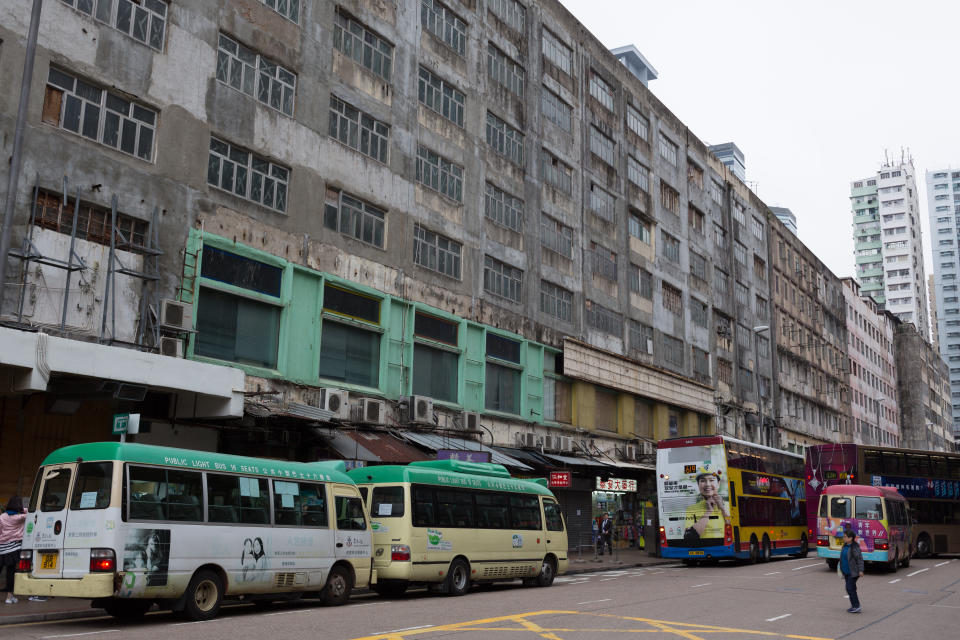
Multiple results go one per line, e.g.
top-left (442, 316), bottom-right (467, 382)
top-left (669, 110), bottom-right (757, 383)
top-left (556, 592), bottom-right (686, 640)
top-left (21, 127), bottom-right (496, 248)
top-left (346, 461), bottom-right (554, 496)
top-left (41, 442), bottom-right (355, 483)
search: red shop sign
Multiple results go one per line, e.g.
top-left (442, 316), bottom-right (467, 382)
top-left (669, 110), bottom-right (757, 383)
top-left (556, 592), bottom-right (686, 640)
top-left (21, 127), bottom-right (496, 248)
top-left (549, 471), bottom-right (572, 488)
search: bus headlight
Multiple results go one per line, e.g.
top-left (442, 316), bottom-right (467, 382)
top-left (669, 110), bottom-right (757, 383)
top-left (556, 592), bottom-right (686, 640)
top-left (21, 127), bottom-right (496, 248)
top-left (89, 548), bottom-right (116, 573)
top-left (17, 550), bottom-right (32, 572)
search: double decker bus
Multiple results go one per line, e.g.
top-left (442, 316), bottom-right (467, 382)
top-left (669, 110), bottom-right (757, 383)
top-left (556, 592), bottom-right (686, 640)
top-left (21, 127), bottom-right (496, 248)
top-left (806, 443), bottom-right (960, 556)
top-left (347, 459), bottom-right (567, 596)
top-left (657, 436), bottom-right (807, 563)
top-left (15, 443), bottom-right (372, 620)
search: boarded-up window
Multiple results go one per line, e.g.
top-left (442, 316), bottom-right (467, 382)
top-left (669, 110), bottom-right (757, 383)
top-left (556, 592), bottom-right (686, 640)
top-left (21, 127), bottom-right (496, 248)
top-left (634, 398), bottom-right (653, 438)
top-left (595, 388), bottom-right (618, 432)
top-left (42, 86), bottom-right (63, 125)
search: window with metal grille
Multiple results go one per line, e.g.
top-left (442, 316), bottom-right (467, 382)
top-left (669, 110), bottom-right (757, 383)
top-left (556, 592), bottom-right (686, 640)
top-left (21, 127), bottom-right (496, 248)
top-left (754, 255), bottom-right (766, 280)
top-left (661, 282), bottom-right (682, 315)
top-left (323, 188), bottom-right (385, 248)
top-left (690, 251), bottom-right (707, 282)
top-left (541, 88), bottom-right (572, 132)
top-left (589, 72), bottom-right (614, 111)
top-left (541, 214), bottom-right (573, 258)
top-left (662, 334), bottom-right (684, 368)
top-left (626, 104), bottom-right (648, 140)
top-left (541, 149), bottom-right (573, 195)
top-left (629, 320), bottom-right (653, 355)
top-left (217, 33), bottom-right (296, 116)
top-left (333, 10), bottom-right (393, 81)
top-left (486, 112), bottom-right (524, 165)
top-left (687, 161), bottom-right (704, 189)
top-left (734, 241), bottom-right (747, 265)
top-left (658, 135), bottom-right (678, 166)
top-left (627, 156), bottom-right (649, 192)
top-left (692, 347), bottom-right (710, 380)
top-left (710, 180), bottom-right (723, 205)
top-left (540, 280), bottom-right (572, 321)
top-left (485, 183), bottom-right (524, 231)
top-left (484, 256), bottom-right (523, 303)
top-left (589, 126), bottom-right (615, 166)
top-left (416, 145), bottom-right (463, 202)
top-left (714, 267), bottom-right (729, 295)
top-left (328, 95), bottom-right (390, 164)
top-left (586, 302), bottom-right (622, 335)
top-left (733, 200), bottom-right (746, 226)
top-left (60, 0), bottom-right (168, 51)
top-left (32, 189), bottom-right (149, 251)
top-left (660, 180), bottom-right (679, 214)
top-left (629, 212), bottom-right (651, 243)
top-left (207, 137), bottom-right (289, 212)
top-left (691, 298), bottom-right (708, 327)
top-left (421, 0), bottom-right (466, 56)
top-left (661, 231), bottom-right (680, 262)
top-left (44, 67), bottom-right (157, 161)
top-left (413, 224), bottom-right (461, 279)
top-left (488, 0), bottom-right (525, 32)
top-left (542, 28), bottom-right (571, 74)
top-left (751, 216), bottom-right (764, 241)
top-left (718, 358), bottom-right (732, 384)
top-left (591, 243), bottom-right (617, 280)
top-left (590, 184), bottom-right (616, 222)
top-left (714, 223), bottom-right (728, 249)
top-left (487, 43), bottom-right (525, 97)
top-left (418, 67), bottom-right (465, 127)
top-left (629, 265), bottom-right (652, 299)
top-left (688, 204), bottom-right (705, 234)
top-left (735, 281), bottom-right (749, 307)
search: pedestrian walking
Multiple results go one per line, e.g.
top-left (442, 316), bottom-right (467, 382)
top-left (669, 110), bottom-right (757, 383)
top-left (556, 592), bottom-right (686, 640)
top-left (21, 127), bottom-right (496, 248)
top-left (1, 496), bottom-right (27, 604)
top-left (839, 529), bottom-right (864, 613)
top-left (598, 513), bottom-right (614, 555)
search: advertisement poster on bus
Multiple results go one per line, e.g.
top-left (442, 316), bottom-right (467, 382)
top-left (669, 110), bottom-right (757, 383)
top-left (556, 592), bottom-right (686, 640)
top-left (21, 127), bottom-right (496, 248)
top-left (122, 528), bottom-right (170, 586)
top-left (657, 443), bottom-right (730, 547)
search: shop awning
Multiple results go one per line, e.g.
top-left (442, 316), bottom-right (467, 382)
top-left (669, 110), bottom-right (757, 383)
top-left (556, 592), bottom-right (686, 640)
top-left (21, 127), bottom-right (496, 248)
top-left (606, 460), bottom-right (656, 471)
top-left (322, 430), bottom-right (430, 463)
top-left (399, 432), bottom-right (532, 470)
top-left (541, 453), bottom-right (616, 468)
top-left (493, 447), bottom-right (560, 470)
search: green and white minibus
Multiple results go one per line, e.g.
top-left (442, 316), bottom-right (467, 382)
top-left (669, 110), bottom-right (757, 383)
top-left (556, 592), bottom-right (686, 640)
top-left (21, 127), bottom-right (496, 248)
top-left (347, 459), bottom-right (568, 597)
top-left (15, 442), bottom-right (372, 620)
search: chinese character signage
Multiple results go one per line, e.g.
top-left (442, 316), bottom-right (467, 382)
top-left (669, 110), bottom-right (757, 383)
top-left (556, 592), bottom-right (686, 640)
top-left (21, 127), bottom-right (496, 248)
top-left (549, 471), bottom-right (572, 488)
top-left (595, 477), bottom-right (638, 492)
top-left (872, 475), bottom-right (960, 499)
top-left (437, 449), bottom-right (491, 463)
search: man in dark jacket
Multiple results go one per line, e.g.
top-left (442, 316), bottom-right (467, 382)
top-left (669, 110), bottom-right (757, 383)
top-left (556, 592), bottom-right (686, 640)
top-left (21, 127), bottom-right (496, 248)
top-left (840, 529), bottom-right (865, 613)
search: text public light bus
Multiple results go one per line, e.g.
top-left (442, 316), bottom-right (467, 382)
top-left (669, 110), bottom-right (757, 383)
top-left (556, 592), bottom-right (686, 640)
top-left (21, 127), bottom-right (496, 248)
top-left (815, 484), bottom-right (912, 571)
top-left (806, 443), bottom-right (960, 556)
top-left (15, 442), bottom-right (372, 620)
top-left (347, 459), bottom-right (568, 596)
top-left (657, 436), bottom-right (807, 563)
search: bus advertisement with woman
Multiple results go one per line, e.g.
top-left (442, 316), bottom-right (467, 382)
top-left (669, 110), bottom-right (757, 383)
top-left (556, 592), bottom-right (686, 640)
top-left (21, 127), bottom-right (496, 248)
top-left (14, 442), bottom-right (372, 620)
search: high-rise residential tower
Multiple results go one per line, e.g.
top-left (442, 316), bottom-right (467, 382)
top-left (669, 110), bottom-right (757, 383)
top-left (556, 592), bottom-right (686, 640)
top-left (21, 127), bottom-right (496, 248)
top-left (926, 167), bottom-right (960, 442)
top-left (851, 156), bottom-right (928, 333)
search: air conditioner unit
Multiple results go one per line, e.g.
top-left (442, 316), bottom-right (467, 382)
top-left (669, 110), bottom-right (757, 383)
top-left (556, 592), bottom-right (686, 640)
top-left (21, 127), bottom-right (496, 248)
top-left (408, 395), bottom-right (434, 425)
top-left (323, 388), bottom-right (350, 420)
top-left (515, 432), bottom-right (537, 448)
top-left (461, 411), bottom-right (480, 431)
top-left (622, 445), bottom-right (637, 460)
top-left (543, 435), bottom-right (556, 451)
top-left (159, 336), bottom-right (183, 358)
top-left (639, 441), bottom-right (656, 456)
top-left (557, 435), bottom-right (573, 452)
top-left (352, 398), bottom-right (387, 425)
top-left (114, 383), bottom-right (148, 402)
top-left (160, 299), bottom-right (193, 331)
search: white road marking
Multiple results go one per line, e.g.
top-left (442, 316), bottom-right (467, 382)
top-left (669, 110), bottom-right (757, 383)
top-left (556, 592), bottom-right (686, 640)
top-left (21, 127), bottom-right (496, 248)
top-left (599, 577), bottom-right (618, 581)
top-left (792, 563), bottom-right (822, 571)
top-left (764, 571), bottom-right (781, 575)
top-left (908, 568), bottom-right (930, 577)
top-left (265, 610), bottom-right (306, 616)
top-left (171, 620), bottom-right (228, 626)
top-left (935, 561), bottom-right (950, 567)
top-left (577, 598), bottom-right (613, 605)
top-left (766, 614), bottom-right (792, 622)
top-left (373, 626), bottom-right (433, 634)
top-left (41, 633), bottom-right (119, 639)
top-left (350, 602), bottom-right (386, 607)
top-left (889, 578), bottom-right (902, 584)
top-left (690, 583), bottom-right (712, 588)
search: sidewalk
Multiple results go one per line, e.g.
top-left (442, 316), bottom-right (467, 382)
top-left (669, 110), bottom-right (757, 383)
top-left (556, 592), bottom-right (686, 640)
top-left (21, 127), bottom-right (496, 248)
top-left (0, 548), bottom-right (673, 626)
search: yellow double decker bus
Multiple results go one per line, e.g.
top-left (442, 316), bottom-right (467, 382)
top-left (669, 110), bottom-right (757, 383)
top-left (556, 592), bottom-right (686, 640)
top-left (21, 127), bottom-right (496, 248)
top-left (347, 459), bottom-right (567, 596)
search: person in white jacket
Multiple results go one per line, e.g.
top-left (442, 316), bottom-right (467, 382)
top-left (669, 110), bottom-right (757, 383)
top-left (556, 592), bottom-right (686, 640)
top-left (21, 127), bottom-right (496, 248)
top-left (0, 496), bottom-right (27, 604)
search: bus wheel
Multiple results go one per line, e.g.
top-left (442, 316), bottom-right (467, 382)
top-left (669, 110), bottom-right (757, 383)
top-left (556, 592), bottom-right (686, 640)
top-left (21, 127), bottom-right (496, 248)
top-left (535, 557), bottom-right (556, 587)
top-left (901, 552), bottom-right (910, 568)
top-left (102, 599), bottom-right (152, 619)
top-left (183, 570), bottom-right (223, 621)
top-left (373, 581), bottom-right (408, 597)
top-left (445, 558), bottom-right (470, 596)
top-left (915, 534), bottom-right (932, 558)
top-left (827, 559), bottom-right (838, 571)
top-left (887, 550), bottom-right (898, 573)
top-left (320, 565), bottom-right (352, 606)
top-left (748, 536), bottom-right (759, 564)
top-left (760, 536), bottom-right (771, 563)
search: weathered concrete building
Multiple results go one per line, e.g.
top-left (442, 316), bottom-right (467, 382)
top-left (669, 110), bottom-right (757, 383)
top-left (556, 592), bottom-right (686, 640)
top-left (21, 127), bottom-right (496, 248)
top-left (894, 323), bottom-right (953, 452)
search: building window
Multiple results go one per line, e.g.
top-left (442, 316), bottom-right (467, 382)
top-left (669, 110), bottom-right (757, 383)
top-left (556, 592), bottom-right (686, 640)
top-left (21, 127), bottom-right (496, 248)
top-left (541, 149), bottom-right (573, 195)
top-left (541, 214), bottom-right (573, 258)
top-left (734, 241), bottom-right (747, 266)
top-left (207, 137), bottom-right (289, 212)
top-left (753, 255), bottom-right (767, 280)
top-left (586, 302), bottom-right (623, 336)
top-left (733, 200), bottom-right (746, 226)
top-left (44, 68), bottom-right (157, 161)
top-left (658, 135), bottom-right (678, 166)
top-left (486, 112), bottom-right (524, 165)
top-left (487, 43), bottom-right (525, 97)
top-left (413, 224), bottom-right (461, 279)
top-left (710, 180), bottom-right (723, 205)
top-left (541, 28), bottom-right (571, 74)
top-left (714, 223), bottom-right (728, 249)
top-left (323, 188), bottom-right (385, 248)
top-left (259, 0), bottom-right (300, 22)
top-left (418, 67), bottom-right (465, 127)
top-left (540, 280), bottom-right (572, 321)
top-left (485, 333), bottom-right (522, 414)
top-left (718, 358), bottom-right (732, 384)
top-left (488, 0), bottom-right (526, 32)
top-left (589, 127), bottom-right (615, 166)
top-left (687, 161), bottom-right (704, 189)
top-left (333, 10), bottom-right (393, 81)
top-left (626, 104), bottom-right (648, 140)
top-left (543, 352), bottom-right (572, 423)
top-left (416, 145), bottom-right (463, 202)
top-left (629, 265), bottom-right (652, 299)
top-left (755, 295), bottom-right (768, 321)
top-left (662, 334), bottom-right (684, 368)
top-left (691, 298), bottom-right (708, 327)
top-left (690, 251), bottom-right (707, 282)
top-left (688, 205), bottom-right (705, 234)
top-left (328, 95), bottom-right (390, 164)
top-left (485, 183), bottom-right (523, 232)
top-left (421, 0), bottom-right (466, 56)
top-left (60, 0), bottom-right (168, 51)
top-left (591, 243), bottom-right (617, 280)
top-left (660, 180), bottom-right (679, 215)
top-left (484, 255), bottom-right (523, 303)
top-left (714, 267), bottom-right (729, 294)
top-left (413, 312), bottom-right (459, 403)
top-left (661, 231), bottom-right (680, 262)
top-left (629, 320), bottom-right (654, 355)
top-left (661, 282), bottom-right (682, 315)
top-left (735, 281), bottom-right (749, 307)
top-left (692, 347), bottom-right (710, 381)
top-left (32, 189), bottom-right (148, 251)
top-left (629, 212), bottom-right (651, 244)
top-left (216, 34), bottom-right (296, 117)
top-left (541, 88), bottom-right (572, 132)
top-left (627, 156), bottom-right (649, 192)
top-left (196, 245), bottom-right (282, 369)
top-left (590, 184), bottom-right (616, 222)
top-left (751, 216), bottom-right (764, 241)
top-left (318, 285), bottom-right (382, 388)
top-left (589, 73), bottom-right (614, 111)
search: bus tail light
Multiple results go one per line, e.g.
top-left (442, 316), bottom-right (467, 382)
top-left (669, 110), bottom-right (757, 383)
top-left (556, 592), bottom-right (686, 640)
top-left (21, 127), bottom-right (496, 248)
top-left (17, 550), bottom-right (32, 572)
top-left (89, 549), bottom-right (116, 573)
top-left (817, 536), bottom-right (829, 547)
top-left (659, 526), bottom-right (667, 548)
top-left (391, 544), bottom-right (411, 562)
top-left (874, 538), bottom-right (889, 551)
top-left (724, 523), bottom-right (733, 546)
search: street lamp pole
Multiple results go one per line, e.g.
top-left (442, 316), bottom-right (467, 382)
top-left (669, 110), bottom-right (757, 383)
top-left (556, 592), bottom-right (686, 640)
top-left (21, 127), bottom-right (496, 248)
top-left (752, 325), bottom-right (770, 447)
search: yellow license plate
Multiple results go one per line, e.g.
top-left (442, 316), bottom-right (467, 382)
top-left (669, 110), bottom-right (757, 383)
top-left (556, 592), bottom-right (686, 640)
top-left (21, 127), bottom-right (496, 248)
top-left (40, 553), bottom-right (58, 570)
top-left (688, 551), bottom-right (705, 556)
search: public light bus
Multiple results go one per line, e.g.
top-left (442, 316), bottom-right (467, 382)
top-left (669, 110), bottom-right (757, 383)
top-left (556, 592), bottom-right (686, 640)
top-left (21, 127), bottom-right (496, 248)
top-left (15, 442), bottom-right (372, 620)
top-left (806, 443), bottom-right (960, 556)
top-left (815, 484), bottom-right (912, 571)
top-left (347, 459), bottom-right (568, 596)
top-left (657, 436), bottom-right (807, 564)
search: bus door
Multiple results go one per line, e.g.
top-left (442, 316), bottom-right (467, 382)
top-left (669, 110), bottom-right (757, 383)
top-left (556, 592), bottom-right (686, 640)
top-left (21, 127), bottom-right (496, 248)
top-left (333, 487), bottom-right (372, 562)
top-left (28, 464), bottom-right (76, 579)
top-left (542, 498), bottom-right (567, 562)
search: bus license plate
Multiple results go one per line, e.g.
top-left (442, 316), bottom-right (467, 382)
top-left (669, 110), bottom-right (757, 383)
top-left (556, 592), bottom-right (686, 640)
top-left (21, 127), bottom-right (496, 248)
top-left (688, 551), bottom-right (705, 556)
top-left (40, 552), bottom-right (57, 570)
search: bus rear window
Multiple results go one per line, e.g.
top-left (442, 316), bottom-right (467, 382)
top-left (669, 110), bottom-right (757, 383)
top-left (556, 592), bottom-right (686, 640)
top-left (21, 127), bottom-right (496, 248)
top-left (41, 468), bottom-right (71, 512)
top-left (28, 469), bottom-right (42, 512)
top-left (856, 496), bottom-right (882, 520)
top-left (70, 462), bottom-right (113, 510)
top-left (830, 497), bottom-right (851, 519)
top-left (371, 486), bottom-right (405, 518)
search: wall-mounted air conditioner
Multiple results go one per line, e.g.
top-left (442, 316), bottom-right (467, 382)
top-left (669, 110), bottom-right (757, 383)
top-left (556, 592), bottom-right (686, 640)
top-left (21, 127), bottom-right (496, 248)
top-left (408, 395), bottom-right (434, 425)
top-left (557, 436), bottom-right (573, 452)
top-left (515, 432), bottom-right (537, 448)
top-left (352, 398), bottom-right (387, 425)
top-left (160, 299), bottom-right (193, 331)
top-left (159, 336), bottom-right (183, 358)
top-left (323, 388), bottom-right (350, 420)
top-left (622, 445), bottom-right (637, 460)
top-left (461, 411), bottom-right (480, 431)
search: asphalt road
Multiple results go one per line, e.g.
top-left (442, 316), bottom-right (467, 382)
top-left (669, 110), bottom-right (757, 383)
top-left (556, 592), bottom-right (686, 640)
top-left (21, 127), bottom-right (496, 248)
top-left (3, 556), bottom-right (957, 640)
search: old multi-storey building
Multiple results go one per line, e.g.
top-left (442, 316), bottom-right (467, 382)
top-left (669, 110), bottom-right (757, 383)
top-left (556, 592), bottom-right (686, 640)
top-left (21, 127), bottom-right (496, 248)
top-left (894, 324), bottom-right (952, 451)
top-left (842, 278), bottom-right (899, 447)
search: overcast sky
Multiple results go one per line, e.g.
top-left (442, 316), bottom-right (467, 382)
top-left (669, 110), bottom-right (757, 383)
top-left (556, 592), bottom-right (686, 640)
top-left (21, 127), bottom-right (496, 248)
top-left (558, 0), bottom-right (960, 279)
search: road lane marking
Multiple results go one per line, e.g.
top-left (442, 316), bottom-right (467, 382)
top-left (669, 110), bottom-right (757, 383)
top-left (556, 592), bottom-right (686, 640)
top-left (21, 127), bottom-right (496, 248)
top-left (599, 578), bottom-right (618, 581)
top-left (690, 583), bottom-right (712, 588)
top-left (792, 563), bottom-right (822, 571)
top-left (935, 561), bottom-right (950, 567)
top-left (40, 633), bottom-right (119, 639)
top-left (766, 614), bottom-right (792, 622)
top-left (171, 619), bottom-right (228, 626)
top-left (764, 571), bottom-right (781, 575)
top-left (889, 578), bottom-right (901, 583)
top-left (907, 568), bottom-right (929, 577)
top-left (266, 610), bottom-right (307, 616)
top-left (371, 625), bottom-right (434, 634)
top-left (577, 599), bottom-right (612, 605)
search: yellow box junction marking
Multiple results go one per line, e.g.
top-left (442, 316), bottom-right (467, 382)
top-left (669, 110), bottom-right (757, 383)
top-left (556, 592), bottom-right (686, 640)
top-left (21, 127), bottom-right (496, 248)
top-left (349, 610), bottom-right (834, 640)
